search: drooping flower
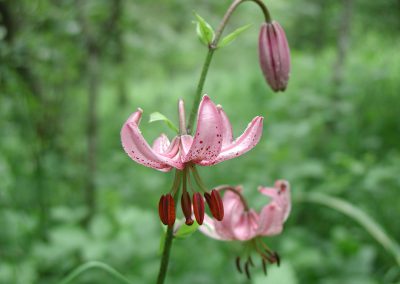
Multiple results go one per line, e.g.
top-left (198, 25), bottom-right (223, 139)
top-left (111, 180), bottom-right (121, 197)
top-left (258, 21), bottom-right (291, 92)
top-left (121, 95), bottom-right (264, 225)
top-left (199, 180), bottom-right (291, 278)
top-left (121, 95), bottom-right (263, 172)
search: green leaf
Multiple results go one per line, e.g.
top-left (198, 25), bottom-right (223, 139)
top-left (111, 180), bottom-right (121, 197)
top-left (59, 261), bottom-right (133, 284)
top-left (149, 112), bottom-right (179, 133)
top-left (218, 24), bottom-right (252, 48)
top-left (299, 193), bottom-right (400, 267)
top-left (174, 221), bottom-right (199, 239)
top-left (194, 12), bottom-right (214, 45)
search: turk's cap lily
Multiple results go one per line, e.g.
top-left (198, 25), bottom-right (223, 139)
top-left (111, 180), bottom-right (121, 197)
top-left (121, 95), bottom-right (264, 172)
top-left (199, 180), bottom-right (291, 241)
top-left (258, 21), bottom-right (291, 92)
top-left (199, 180), bottom-right (291, 278)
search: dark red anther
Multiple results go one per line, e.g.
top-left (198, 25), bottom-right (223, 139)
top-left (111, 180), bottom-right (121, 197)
top-left (244, 261), bottom-right (251, 280)
top-left (158, 194), bottom-right (175, 226)
top-left (248, 256), bottom-right (254, 267)
top-left (204, 189), bottom-right (224, 221)
top-left (181, 192), bottom-right (194, 226)
top-left (192, 192), bottom-right (205, 225)
top-left (273, 251), bottom-right (280, 266)
top-left (235, 257), bottom-right (242, 274)
top-left (261, 258), bottom-right (267, 275)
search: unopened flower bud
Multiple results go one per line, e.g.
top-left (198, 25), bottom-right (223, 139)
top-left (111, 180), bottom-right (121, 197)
top-left (258, 21), bottom-right (291, 92)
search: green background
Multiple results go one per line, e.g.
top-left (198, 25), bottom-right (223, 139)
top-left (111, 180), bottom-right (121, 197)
top-left (1, 0), bottom-right (399, 283)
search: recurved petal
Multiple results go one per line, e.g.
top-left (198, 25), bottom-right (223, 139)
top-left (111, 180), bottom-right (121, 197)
top-left (217, 105), bottom-right (233, 147)
top-left (200, 116), bottom-right (263, 166)
top-left (182, 95), bottom-right (223, 164)
top-left (121, 109), bottom-right (183, 171)
top-left (256, 202), bottom-right (284, 236)
top-left (259, 180), bottom-right (291, 221)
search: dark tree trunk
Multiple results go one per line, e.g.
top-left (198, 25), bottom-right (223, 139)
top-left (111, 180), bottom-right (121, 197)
top-left (1, 1), bottom-right (51, 241)
top-left (332, 0), bottom-right (354, 86)
top-left (114, 0), bottom-right (128, 106)
top-left (327, 0), bottom-right (354, 133)
top-left (76, 0), bottom-right (99, 226)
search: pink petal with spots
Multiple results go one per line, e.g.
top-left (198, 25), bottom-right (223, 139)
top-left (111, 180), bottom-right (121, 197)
top-left (199, 116), bottom-right (263, 166)
top-left (216, 105), bottom-right (233, 147)
top-left (182, 95), bottom-right (223, 164)
top-left (121, 109), bottom-right (184, 171)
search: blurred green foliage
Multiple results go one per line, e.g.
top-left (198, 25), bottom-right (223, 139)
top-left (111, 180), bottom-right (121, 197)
top-left (1, 0), bottom-right (400, 283)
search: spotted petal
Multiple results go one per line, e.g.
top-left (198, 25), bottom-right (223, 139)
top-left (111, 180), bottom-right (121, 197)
top-left (182, 95), bottom-right (223, 164)
top-left (121, 109), bottom-right (184, 171)
top-left (199, 116), bottom-right (263, 166)
top-left (216, 105), bottom-right (233, 147)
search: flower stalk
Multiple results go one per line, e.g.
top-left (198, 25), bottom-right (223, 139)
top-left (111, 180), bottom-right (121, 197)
top-left (156, 170), bottom-right (182, 284)
top-left (187, 0), bottom-right (272, 134)
top-left (155, 0), bottom-right (274, 282)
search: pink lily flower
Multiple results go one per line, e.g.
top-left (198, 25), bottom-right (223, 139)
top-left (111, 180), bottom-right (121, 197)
top-left (200, 180), bottom-right (291, 241)
top-left (121, 95), bottom-right (264, 172)
top-left (199, 180), bottom-right (291, 277)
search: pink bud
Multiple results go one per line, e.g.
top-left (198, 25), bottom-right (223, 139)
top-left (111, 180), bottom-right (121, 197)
top-left (258, 21), bottom-right (291, 92)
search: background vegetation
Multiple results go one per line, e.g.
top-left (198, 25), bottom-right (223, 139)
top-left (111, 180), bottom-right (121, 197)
top-left (1, 0), bottom-right (399, 283)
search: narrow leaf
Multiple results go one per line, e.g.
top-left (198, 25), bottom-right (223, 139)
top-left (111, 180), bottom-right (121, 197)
top-left (194, 12), bottom-right (214, 45)
top-left (149, 112), bottom-right (179, 133)
top-left (59, 261), bottom-right (133, 284)
top-left (218, 24), bottom-right (252, 48)
top-left (174, 221), bottom-right (199, 239)
top-left (299, 193), bottom-right (400, 267)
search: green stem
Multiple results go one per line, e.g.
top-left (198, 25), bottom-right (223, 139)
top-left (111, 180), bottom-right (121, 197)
top-left (58, 261), bottom-right (133, 284)
top-left (190, 165), bottom-right (209, 192)
top-left (157, 225), bottom-right (174, 284)
top-left (186, 0), bottom-right (272, 133)
top-left (214, 185), bottom-right (250, 210)
top-left (187, 49), bottom-right (214, 134)
top-left (156, 170), bottom-right (182, 284)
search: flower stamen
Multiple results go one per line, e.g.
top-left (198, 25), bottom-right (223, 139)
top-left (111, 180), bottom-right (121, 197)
top-left (158, 194), bottom-right (175, 226)
top-left (193, 192), bottom-right (205, 225)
